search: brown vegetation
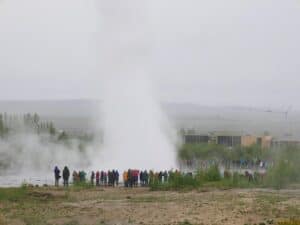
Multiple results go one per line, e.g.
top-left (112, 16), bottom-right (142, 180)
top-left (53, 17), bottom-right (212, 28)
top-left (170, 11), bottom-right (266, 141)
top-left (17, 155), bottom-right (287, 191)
top-left (0, 187), bottom-right (299, 225)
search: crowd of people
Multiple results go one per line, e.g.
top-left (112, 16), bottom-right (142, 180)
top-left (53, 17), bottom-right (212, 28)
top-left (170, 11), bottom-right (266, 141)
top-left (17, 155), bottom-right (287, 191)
top-left (183, 159), bottom-right (270, 170)
top-left (53, 166), bottom-right (174, 187)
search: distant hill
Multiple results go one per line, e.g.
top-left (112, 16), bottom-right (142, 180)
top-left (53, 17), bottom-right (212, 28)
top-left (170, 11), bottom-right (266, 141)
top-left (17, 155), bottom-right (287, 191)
top-left (0, 99), bottom-right (99, 117)
top-left (0, 100), bottom-right (299, 139)
top-left (0, 100), bottom-right (99, 134)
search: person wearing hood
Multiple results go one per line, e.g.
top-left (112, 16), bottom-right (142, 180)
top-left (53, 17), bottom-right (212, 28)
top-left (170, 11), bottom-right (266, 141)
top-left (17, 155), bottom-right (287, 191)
top-left (115, 170), bottom-right (119, 186)
top-left (63, 166), bottom-right (70, 187)
top-left (91, 171), bottom-right (95, 186)
top-left (54, 166), bottom-right (61, 187)
top-left (96, 171), bottom-right (100, 186)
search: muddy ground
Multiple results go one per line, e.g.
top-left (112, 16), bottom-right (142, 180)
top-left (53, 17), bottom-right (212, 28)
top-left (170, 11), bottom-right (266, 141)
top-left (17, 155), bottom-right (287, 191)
top-left (0, 187), bottom-right (299, 225)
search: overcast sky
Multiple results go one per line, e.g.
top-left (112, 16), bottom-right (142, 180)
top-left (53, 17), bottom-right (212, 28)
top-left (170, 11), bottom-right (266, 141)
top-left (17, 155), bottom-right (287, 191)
top-left (0, 0), bottom-right (299, 109)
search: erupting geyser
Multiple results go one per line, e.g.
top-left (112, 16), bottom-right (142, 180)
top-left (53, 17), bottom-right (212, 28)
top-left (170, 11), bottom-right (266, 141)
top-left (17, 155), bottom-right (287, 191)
top-left (96, 1), bottom-right (177, 170)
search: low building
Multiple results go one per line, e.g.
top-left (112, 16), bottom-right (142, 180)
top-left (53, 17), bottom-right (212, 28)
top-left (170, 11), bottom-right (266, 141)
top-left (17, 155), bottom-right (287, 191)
top-left (184, 134), bottom-right (209, 144)
top-left (182, 129), bottom-right (273, 149)
top-left (241, 135), bottom-right (257, 147)
top-left (242, 135), bottom-right (272, 148)
top-left (258, 136), bottom-right (273, 149)
top-left (216, 135), bottom-right (241, 147)
top-left (272, 138), bottom-right (300, 148)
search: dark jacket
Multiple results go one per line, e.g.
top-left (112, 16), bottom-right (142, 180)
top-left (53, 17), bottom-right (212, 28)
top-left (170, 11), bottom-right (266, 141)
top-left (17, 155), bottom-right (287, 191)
top-left (63, 166), bottom-right (70, 180)
top-left (54, 166), bottom-right (61, 179)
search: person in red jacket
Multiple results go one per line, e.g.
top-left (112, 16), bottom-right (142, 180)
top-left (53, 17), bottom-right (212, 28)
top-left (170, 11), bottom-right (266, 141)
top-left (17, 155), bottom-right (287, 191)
top-left (96, 171), bottom-right (100, 186)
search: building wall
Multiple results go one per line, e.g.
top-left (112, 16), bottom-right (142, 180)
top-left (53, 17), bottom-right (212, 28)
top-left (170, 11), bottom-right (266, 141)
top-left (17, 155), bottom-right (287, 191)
top-left (241, 135), bottom-right (257, 147)
top-left (183, 131), bottom-right (274, 149)
top-left (217, 136), bottom-right (241, 147)
top-left (184, 135), bottom-right (209, 144)
top-left (272, 140), bottom-right (300, 148)
top-left (261, 136), bottom-right (272, 149)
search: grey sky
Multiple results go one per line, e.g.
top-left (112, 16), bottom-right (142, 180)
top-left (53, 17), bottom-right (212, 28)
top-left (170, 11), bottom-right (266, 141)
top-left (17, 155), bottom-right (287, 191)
top-left (0, 0), bottom-right (299, 109)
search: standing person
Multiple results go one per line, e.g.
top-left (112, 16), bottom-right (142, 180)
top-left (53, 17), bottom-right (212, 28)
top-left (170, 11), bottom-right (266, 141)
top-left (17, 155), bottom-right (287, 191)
top-left (163, 171), bottom-right (168, 183)
top-left (144, 170), bottom-right (149, 186)
top-left (158, 171), bottom-right (163, 183)
top-left (72, 171), bottom-right (79, 184)
top-left (149, 170), bottom-right (154, 185)
top-left (82, 171), bottom-right (87, 182)
top-left (140, 171), bottom-right (144, 187)
top-left (79, 170), bottom-right (86, 182)
top-left (115, 170), bottom-right (119, 186)
top-left (128, 169), bottom-right (132, 188)
top-left (133, 170), bottom-right (139, 187)
top-left (54, 166), bottom-right (61, 187)
top-left (123, 170), bottom-right (128, 187)
top-left (107, 170), bottom-right (111, 186)
top-left (91, 171), bottom-right (95, 186)
top-left (62, 166), bottom-right (70, 187)
top-left (104, 171), bottom-right (108, 186)
top-left (100, 171), bottom-right (104, 186)
top-left (79, 171), bottom-right (83, 182)
top-left (112, 170), bottom-right (116, 187)
top-left (96, 171), bottom-right (100, 186)
top-left (109, 170), bottom-right (113, 187)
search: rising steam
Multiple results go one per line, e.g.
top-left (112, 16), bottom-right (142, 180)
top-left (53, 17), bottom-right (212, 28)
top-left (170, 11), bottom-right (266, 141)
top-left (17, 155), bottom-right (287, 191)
top-left (0, 133), bottom-right (94, 174)
top-left (94, 1), bottom-right (177, 170)
top-left (97, 75), bottom-right (177, 171)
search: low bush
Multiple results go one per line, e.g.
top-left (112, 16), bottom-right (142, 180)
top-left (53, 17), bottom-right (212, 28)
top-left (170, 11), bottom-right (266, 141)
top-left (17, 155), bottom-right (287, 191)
top-left (265, 147), bottom-right (300, 189)
top-left (150, 173), bottom-right (200, 191)
top-left (203, 165), bottom-right (221, 182)
top-left (176, 145), bottom-right (300, 190)
top-left (0, 186), bottom-right (27, 201)
top-left (71, 181), bottom-right (94, 191)
top-left (150, 165), bottom-right (251, 190)
top-left (150, 165), bottom-right (261, 191)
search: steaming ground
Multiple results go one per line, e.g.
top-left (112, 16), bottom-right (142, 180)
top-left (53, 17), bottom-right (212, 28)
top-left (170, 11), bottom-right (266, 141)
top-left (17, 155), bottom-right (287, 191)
top-left (0, 132), bottom-right (97, 186)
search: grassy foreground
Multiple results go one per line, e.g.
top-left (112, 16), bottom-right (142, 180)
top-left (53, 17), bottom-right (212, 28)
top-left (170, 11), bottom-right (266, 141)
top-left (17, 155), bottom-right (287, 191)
top-left (0, 186), bottom-right (299, 225)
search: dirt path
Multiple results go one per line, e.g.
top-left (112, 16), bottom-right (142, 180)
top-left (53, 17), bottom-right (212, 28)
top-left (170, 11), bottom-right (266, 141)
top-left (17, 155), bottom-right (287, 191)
top-left (0, 187), bottom-right (299, 225)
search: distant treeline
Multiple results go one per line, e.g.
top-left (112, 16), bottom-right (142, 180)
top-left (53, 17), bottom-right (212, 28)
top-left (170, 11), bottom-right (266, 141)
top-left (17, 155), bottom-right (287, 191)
top-left (0, 112), bottom-right (94, 145)
top-left (0, 112), bottom-right (56, 136)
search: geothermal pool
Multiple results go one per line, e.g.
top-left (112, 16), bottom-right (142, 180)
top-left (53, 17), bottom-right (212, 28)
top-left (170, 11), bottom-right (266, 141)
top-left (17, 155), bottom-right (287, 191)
top-left (0, 174), bottom-right (54, 187)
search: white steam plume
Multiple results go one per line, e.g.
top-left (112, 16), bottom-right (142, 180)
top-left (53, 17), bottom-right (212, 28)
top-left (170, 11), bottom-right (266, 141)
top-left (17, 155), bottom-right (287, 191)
top-left (95, 1), bottom-right (177, 171)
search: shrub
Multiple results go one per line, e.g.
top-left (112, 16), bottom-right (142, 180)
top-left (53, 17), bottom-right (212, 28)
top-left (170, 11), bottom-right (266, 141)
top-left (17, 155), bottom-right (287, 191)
top-left (71, 181), bottom-right (94, 191)
top-left (265, 147), bottom-right (300, 189)
top-left (203, 165), bottom-right (221, 182)
top-left (150, 172), bottom-right (200, 191)
top-left (150, 166), bottom-right (223, 191)
top-left (224, 170), bottom-right (232, 179)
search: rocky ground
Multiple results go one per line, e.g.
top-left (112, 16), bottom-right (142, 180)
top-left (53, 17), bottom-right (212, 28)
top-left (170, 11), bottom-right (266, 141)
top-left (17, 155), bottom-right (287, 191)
top-left (0, 187), bottom-right (299, 225)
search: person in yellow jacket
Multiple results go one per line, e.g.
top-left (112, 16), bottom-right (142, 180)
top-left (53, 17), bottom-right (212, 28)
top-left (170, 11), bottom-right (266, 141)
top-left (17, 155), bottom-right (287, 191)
top-left (123, 171), bottom-right (128, 187)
